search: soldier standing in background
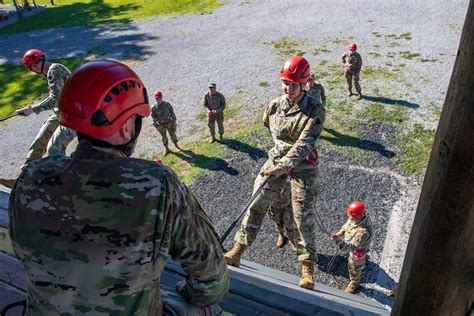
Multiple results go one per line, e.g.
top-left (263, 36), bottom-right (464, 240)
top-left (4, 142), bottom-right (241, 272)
top-left (203, 83), bottom-right (226, 143)
top-left (224, 56), bottom-right (325, 290)
top-left (341, 43), bottom-right (363, 99)
top-left (332, 201), bottom-right (373, 293)
top-left (8, 60), bottom-right (229, 314)
top-left (151, 90), bottom-right (181, 155)
top-left (16, 49), bottom-right (76, 167)
top-left (306, 73), bottom-right (326, 107)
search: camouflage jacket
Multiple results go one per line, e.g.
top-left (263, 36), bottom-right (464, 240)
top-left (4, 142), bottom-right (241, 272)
top-left (307, 82), bottom-right (327, 105)
top-left (203, 92), bottom-right (226, 112)
top-left (263, 92), bottom-right (325, 171)
top-left (151, 101), bottom-right (177, 125)
top-left (341, 52), bottom-right (363, 73)
top-left (8, 139), bottom-right (229, 315)
top-left (32, 63), bottom-right (71, 116)
top-left (336, 215), bottom-right (373, 253)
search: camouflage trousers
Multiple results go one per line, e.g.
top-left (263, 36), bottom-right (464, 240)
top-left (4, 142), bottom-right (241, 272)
top-left (22, 114), bottom-right (75, 170)
top-left (161, 286), bottom-right (222, 316)
top-left (235, 159), bottom-right (320, 262)
top-left (208, 112), bottom-right (224, 137)
top-left (345, 71), bottom-right (361, 94)
top-left (266, 179), bottom-right (301, 245)
top-left (348, 252), bottom-right (367, 283)
top-left (155, 122), bottom-right (178, 148)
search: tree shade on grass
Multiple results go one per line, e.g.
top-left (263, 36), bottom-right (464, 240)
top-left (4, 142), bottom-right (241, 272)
top-left (0, 0), bottom-right (223, 34)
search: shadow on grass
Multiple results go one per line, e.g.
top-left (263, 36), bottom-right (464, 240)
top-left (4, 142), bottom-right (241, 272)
top-left (321, 128), bottom-right (395, 158)
top-left (221, 139), bottom-right (267, 161)
top-left (0, 1), bottom-right (158, 64)
top-left (317, 252), bottom-right (396, 306)
top-left (362, 95), bottom-right (419, 109)
top-left (171, 149), bottom-right (239, 176)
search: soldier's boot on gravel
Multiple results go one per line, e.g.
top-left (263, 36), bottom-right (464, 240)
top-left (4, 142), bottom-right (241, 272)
top-left (299, 261), bottom-right (315, 290)
top-left (276, 232), bottom-right (288, 248)
top-left (174, 143), bottom-right (182, 151)
top-left (162, 146), bottom-right (170, 155)
top-left (219, 134), bottom-right (224, 141)
top-left (356, 90), bottom-right (363, 100)
top-left (209, 137), bottom-right (216, 144)
top-left (0, 178), bottom-right (17, 188)
top-left (344, 281), bottom-right (359, 293)
top-left (346, 89), bottom-right (353, 97)
top-left (224, 242), bottom-right (247, 267)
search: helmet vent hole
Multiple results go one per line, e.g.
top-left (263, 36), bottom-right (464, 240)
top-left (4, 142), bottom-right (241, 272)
top-left (91, 110), bottom-right (111, 127)
top-left (129, 80), bottom-right (136, 88)
top-left (120, 81), bottom-right (129, 91)
top-left (104, 95), bottom-right (112, 103)
top-left (111, 86), bottom-right (120, 96)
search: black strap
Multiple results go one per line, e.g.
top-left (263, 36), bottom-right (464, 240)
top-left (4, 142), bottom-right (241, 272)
top-left (1, 299), bottom-right (26, 316)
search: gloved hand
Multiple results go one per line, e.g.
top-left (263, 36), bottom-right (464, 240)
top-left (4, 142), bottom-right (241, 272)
top-left (16, 106), bottom-right (34, 116)
top-left (262, 164), bottom-right (287, 177)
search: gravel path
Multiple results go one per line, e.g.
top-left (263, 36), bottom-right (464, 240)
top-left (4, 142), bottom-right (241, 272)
top-left (0, 0), bottom-right (469, 309)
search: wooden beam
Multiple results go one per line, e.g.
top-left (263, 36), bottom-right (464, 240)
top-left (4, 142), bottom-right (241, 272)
top-left (392, 1), bottom-right (474, 315)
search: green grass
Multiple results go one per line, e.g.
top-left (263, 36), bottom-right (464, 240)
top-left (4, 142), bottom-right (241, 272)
top-left (363, 65), bottom-right (397, 80)
top-left (394, 123), bottom-right (436, 175)
top-left (258, 81), bottom-right (269, 88)
top-left (0, 0), bottom-right (223, 34)
top-left (448, 23), bottom-right (463, 33)
top-left (399, 51), bottom-right (421, 60)
top-left (0, 56), bottom-right (88, 119)
top-left (264, 36), bottom-right (306, 57)
top-left (357, 102), bottom-right (408, 124)
top-left (369, 52), bottom-right (381, 58)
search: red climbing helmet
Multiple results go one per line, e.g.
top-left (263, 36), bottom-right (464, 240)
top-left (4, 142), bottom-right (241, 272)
top-left (153, 90), bottom-right (163, 99)
top-left (59, 60), bottom-right (151, 138)
top-left (23, 49), bottom-right (46, 71)
top-left (278, 56), bottom-right (311, 84)
top-left (348, 43), bottom-right (357, 51)
top-left (346, 201), bottom-right (366, 217)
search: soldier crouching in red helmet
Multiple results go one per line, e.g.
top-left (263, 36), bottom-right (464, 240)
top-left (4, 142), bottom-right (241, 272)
top-left (332, 201), bottom-right (373, 293)
top-left (225, 56), bottom-right (326, 290)
top-left (8, 60), bottom-right (229, 314)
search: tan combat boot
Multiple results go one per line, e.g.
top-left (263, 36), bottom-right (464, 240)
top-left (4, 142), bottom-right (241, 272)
top-left (346, 90), bottom-right (352, 97)
top-left (0, 178), bottom-right (16, 188)
top-left (209, 137), bottom-right (216, 144)
top-left (299, 261), bottom-right (314, 290)
top-left (174, 143), bottom-right (182, 151)
top-left (162, 146), bottom-right (170, 155)
top-left (219, 134), bottom-right (224, 141)
top-left (356, 93), bottom-right (363, 100)
top-left (276, 232), bottom-right (288, 248)
top-left (288, 238), bottom-right (298, 251)
top-left (344, 281), bottom-right (359, 293)
top-left (224, 242), bottom-right (247, 267)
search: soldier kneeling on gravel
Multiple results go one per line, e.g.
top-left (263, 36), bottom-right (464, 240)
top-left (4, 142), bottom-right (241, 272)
top-left (331, 201), bottom-right (373, 293)
top-left (151, 90), bottom-right (181, 155)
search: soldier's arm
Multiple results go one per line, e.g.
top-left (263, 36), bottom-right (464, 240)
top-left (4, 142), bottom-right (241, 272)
top-left (169, 104), bottom-right (177, 122)
top-left (262, 100), bottom-right (276, 129)
top-left (218, 94), bottom-right (226, 112)
top-left (358, 54), bottom-right (363, 70)
top-left (168, 177), bottom-right (229, 307)
top-left (203, 94), bottom-right (209, 110)
top-left (341, 53), bottom-right (346, 64)
top-left (321, 85), bottom-right (327, 104)
top-left (278, 105), bottom-right (326, 170)
top-left (336, 230), bottom-right (370, 253)
top-left (32, 65), bottom-right (69, 114)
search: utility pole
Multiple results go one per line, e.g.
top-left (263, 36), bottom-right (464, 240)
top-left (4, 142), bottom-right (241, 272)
top-left (393, 1), bottom-right (474, 315)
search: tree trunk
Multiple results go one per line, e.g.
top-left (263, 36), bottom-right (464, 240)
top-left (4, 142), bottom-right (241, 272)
top-left (392, 1), bottom-right (474, 315)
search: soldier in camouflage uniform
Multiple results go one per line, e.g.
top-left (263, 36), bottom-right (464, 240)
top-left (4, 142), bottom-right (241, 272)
top-left (332, 201), bottom-right (373, 293)
top-left (203, 83), bottom-right (226, 143)
top-left (267, 177), bottom-right (300, 249)
top-left (306, 73), bottom-right (326, 106)
top-left (341, 43), bottom-right (363, 99)
top-left (151, 90), bottom-right (181, 155)
top-left (16, 49), bottom-right (76, 169)
top-left (8, 60), bottom-right (229, 314)
top-left (225, 56), bottom-right (325, 290)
